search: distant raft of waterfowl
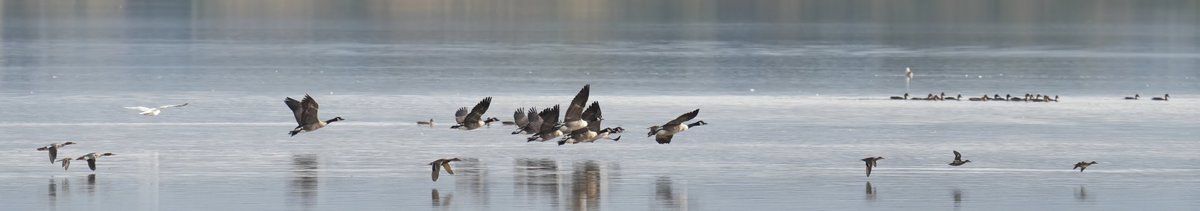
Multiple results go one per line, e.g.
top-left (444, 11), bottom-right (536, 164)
top-left (285, 94), bottom-right (344, 137)
top-left (862, 156), bottom-right (884, 177)
top-left (429, 158), bottom-right (462, 182)
top-left (125, 103), bottom-right (189, 116)
top-left (647, 109), bottom-right (706, 144)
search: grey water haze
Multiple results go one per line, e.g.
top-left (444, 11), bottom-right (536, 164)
top-left (2, 0), bottom-right (1198, 210)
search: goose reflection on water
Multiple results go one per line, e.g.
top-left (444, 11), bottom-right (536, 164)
top-left (514, 158), bottom-right (561, 203)
top-left (1075, 185), bottom-right (1090, 202)
top-left (569, 161), bottom-right (602, 211)
top-left (454, 158), bottom-right (488, 205)
top-left (952, 188), bottom-right (963, 209)
top-left (289, 154), bottom-right (319, 210)
top-left (655, 176), bottom-right (689, 210)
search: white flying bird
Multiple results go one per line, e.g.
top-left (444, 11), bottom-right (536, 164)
top-left (125, 103), bottom-right (189, 116)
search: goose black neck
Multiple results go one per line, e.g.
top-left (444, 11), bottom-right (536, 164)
top-left (325, 117), bottom-right (343, 123)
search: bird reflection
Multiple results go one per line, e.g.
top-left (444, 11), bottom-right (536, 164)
top-left (48, 178), bottom-right (57, 206)
top-left (1075, 185), bottom-right (1089, 201)
top-left (569, 161), bottom-right (602, 211)
top-left (289, 154), bottom-right (319, 210)
top-left (87, 174), bottom-right (96, 196)
top-left (455, 158), bottom-right (487, 205)
top-left (864, 182), bottom-right (876, 201)
top-left (431, 189), bottom-right (453, 207)
top-left (952, 188), bottom-right (963, 209)
top-left (514, 158), bottom-right (560, 207)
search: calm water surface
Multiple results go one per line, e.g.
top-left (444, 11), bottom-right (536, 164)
top-left (1, 1), bottom-right (1198, 210)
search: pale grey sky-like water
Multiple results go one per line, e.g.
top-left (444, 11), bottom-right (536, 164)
top-left (1, 1), bottom-right (1198, 210)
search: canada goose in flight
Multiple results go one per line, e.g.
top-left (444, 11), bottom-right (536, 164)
top-left (561, 85), bottom-right (591, 132)
top-left (647, 109), bottom-right (706, 144)
top-left (948, 150), bottom-right (971, 166)
top-left (527, 105), bottom-right (564, 142)
top-left (1073, 161), bottom-right (1098, 172)
top-left (417, 119), bottom-right (434, 127)
top-left (36, 142), bottom-right (76, 163)
top-left (890, 93), bottom-right (909, 100)
top-left (862, 156), bottom-right (884, 177)
top-left (1124, 94), bottom-right (1140, 100)
top-left (451, 97), bottom-right (498, 130)
top-left (124, 103), bottom-right (188, 116)
top-left (429, 158), bottom-right (462, 182)
top-left (508, 108), bottom-right (528, 128)
top-left (559, 101), bottom-right (623, 145)
top-left (513, 107), bottom-right (541, 134)
top-left (75, 152), bottom-right (116, 171)
top-left (56, 157), bottom-right (72, 170)
top-left (1152, 94), bottom-right (1169, 101)
top-left (285, 94), bottom-right (344, 137)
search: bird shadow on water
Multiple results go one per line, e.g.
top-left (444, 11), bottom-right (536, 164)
top-left (289, 154), bottom-right (319, 210)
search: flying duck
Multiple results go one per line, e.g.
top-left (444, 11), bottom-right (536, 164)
top-left (429, 158), bottom-right (462, 182)
top-left (36, 142), bottom-right (76, 163)
top-left (890, 93), bottom-right (909, 100)
top-left (513, 107), bottom-right (541, 134)
top-left (285, 94), bottom-right (344, 136)
top-left (75, 152), bottom-right (116, 171)
top-left (451, 97), bottom-right (498, 130)
top-left (559, 101), bottom-right (623, 145)
top-left (56, 157), bottom-right (72, 170)
top-left (862, 156), bottom-right (884, 177)
top-left (1073, 161), bottom-right (1098, 172)
top-left (647, 109), bottom-right (706, 144)
top-left (560, 85), bottom-right (591, 132)
top-left (527, 105), bottom-right (564, 142)
top-left (948, 150), bottom-right (971, 166)
top-left (124, 103), bottom-right (189, 116)
top-left (1152, 94), bottom-right (1169, 101)
top-left (1124, 94), bottom-right (1139, 100)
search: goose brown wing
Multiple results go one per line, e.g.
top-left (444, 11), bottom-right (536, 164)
top-left (49, 148), bottom-right (57, 163)
top-left (87, 159), bottom-right (97, 171)
top-left (514, 108), bottom-right (528, 127)
top-left (665, 109), bottom-right (700, 126)
top-left (454, 107), bottom-right (469, 124)
top-left (582, 101), bottom-right (602, 131)
top-left (953, 151), bottom-right (962, 161)
top-left (285, 97), bottom-right (305, 125)
top-left (464, 97), bottom-right (492, 123)
top-left (299, 95), bottom-right (321, 125)
top-left (525, 107), bottom-right (542, 133)
top-left (537, 105), bottom-right (561, 134)
top-left (564, 85), bottom-right (590, 121)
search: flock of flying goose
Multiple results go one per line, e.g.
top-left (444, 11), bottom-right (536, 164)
top-left (31, 83), bottom-right (1128, 180)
